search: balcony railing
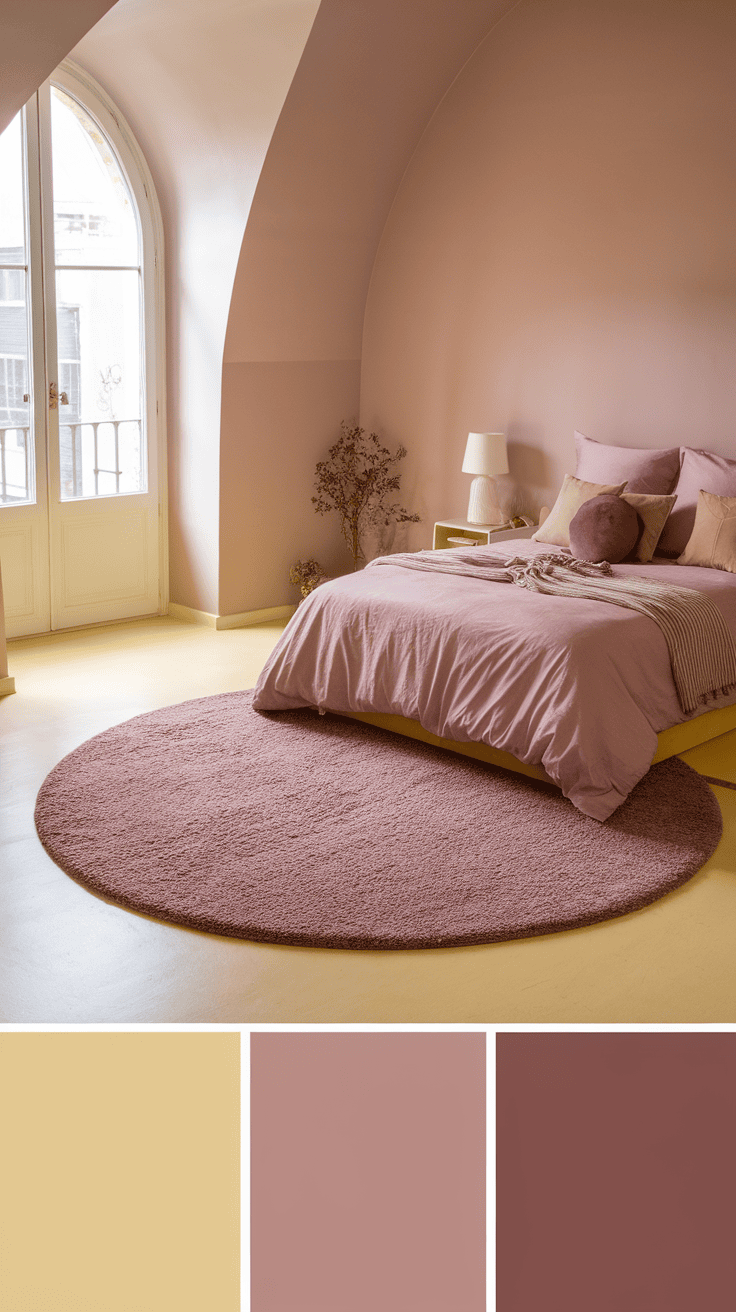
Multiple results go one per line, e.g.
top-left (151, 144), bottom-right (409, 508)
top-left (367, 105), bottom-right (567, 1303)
top-left (60, 418), bottom-right (143, 499)
top-left (0, 418), bottom-right (144, 504)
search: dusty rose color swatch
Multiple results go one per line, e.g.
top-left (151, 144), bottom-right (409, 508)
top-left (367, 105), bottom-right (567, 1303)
top-left (497, 1032), bottom-right (736, 1311)
top-left (251, 1032), bottom-right (486, 1312)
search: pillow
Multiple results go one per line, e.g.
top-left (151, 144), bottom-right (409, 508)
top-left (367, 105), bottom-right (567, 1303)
top-left (658, 447), bottom-right (736, 556)
top-left (569, 494), bottom-right (641, 564)
top-left (620, 492), bottom-right (676, 563)
top-left (574, 431), bottom-right (680, 494)
top-left (532, 474), bottom-right (626, 548)
top-left (677, 490), bottom-right (736, 573)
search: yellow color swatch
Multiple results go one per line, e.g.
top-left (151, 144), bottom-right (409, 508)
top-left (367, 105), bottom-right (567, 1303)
top-left (0, 1032), bottom-right (240, 1312)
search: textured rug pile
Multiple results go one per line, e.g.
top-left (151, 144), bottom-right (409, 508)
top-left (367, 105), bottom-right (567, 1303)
top-left (34, 691), bottom-right (723, 949)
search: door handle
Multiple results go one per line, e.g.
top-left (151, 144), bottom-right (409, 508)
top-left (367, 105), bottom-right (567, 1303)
top-left (49, 382), bottom-right (69, 409)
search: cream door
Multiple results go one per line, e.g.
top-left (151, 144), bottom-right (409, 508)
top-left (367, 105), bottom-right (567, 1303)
top-left (0, 75), bottom-right (163, 638)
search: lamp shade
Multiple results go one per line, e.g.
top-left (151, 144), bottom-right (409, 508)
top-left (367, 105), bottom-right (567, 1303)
top-left (462, 432), bottom-right (508, 477)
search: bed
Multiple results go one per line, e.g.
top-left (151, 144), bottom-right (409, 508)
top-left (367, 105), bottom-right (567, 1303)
top-left (252, 539), bottom-right (736, 821)
top-left (253, 439), bottom-right (736, 821)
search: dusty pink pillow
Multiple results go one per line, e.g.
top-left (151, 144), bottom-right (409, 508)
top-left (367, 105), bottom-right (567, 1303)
top-left (574, 431), bottom-right (680, 495)
top-left (658, 447), bottom-right (736, 556)
top-left (568, 494), bottom-right (641, 564)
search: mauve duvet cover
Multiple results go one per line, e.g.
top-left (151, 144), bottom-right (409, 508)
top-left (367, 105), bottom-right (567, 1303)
top-left (253, 540), bottom-right (736, 820)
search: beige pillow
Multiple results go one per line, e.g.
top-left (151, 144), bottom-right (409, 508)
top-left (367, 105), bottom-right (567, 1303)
top-left (677, 490), bottom-right (736, 573)
top-left (621, 492), bottom-right (676, 563)
top-left (532, 474), bottom-right (626, 549)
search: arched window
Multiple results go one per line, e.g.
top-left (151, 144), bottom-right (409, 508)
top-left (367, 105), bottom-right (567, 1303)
top-left (0, 61), bottom-right (166, 636)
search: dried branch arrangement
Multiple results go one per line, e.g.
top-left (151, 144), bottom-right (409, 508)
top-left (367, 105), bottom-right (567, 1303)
top-left (289, 559), bottom-right (325, 600)
top-left (312, 421), bottom-right (420, 571)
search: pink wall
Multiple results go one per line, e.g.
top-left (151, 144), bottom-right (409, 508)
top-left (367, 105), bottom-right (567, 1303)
top-left (220, 0), bottom-right (517, 614)
top-left (361, 0), bottom-right (736, 546)
top-left (0, 0), bottom-right (117, 135)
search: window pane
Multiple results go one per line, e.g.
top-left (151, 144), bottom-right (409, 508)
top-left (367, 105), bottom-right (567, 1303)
top-left (50, 87), bottom-right (139, 268)
top-left (117, 421), bottom-right (143, 495)
top-left (56, 267), bottom-right (145, 499)
top-left (0, 112), bottom-right (34, 506)
top-left (0, 280), bottom-right (34, 504)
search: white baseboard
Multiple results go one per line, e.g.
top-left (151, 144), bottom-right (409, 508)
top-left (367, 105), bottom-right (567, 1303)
top-left (168, 602), bottom-right (295, 630)
top-left (168, 602), bottom-right (218, 628)
top-left (0, 675), bottom-right (16, 696)
top-left (215, 605), bottom-right (295, 630)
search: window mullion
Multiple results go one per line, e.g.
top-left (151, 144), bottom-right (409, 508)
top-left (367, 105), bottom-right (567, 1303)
top-left (23, 91), bottom-right (49, 512)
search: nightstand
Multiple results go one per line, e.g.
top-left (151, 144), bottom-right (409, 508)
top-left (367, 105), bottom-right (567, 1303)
top-left (432, 520), bottom-right (537, 549)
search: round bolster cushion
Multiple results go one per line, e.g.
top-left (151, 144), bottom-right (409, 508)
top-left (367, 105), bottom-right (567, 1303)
top-left (568, 493), bottom-right (641, 564)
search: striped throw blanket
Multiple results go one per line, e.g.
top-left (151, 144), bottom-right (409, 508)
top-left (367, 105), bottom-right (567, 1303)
top-left (366, 549), bottom-right (736, 716)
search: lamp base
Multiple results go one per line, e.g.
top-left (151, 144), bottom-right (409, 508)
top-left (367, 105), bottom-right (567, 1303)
top-left (467, 476), bottom-right (505, 526)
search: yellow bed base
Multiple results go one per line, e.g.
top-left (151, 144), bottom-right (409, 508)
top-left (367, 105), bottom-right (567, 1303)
top-left (341, 702), bottom-right (736, 785)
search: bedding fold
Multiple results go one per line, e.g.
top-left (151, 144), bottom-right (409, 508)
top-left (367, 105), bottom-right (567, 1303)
top-left (366, 549), bottom-right (736, 716)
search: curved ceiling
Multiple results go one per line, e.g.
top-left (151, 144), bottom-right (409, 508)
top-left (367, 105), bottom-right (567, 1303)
top-left (0, 0), bottom-right (118, 134)
top-left (73, 0), bottom-right (321, 374)
top-left (217, 0), bottom-right (520, 614)
top-left (224, 0), bottom-right (520, 364)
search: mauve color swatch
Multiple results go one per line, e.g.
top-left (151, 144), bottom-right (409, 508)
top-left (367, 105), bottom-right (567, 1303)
top-left (251, 1032), bottom-right (486, 1312)
top-left (497, 1032), bottom-right (736, 1312)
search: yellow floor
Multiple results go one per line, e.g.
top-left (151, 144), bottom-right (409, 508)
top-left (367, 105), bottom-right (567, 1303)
top-left (2, 614), bottom-right (736, 1023)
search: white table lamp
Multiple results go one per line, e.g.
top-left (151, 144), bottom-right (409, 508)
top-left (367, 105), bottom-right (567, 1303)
top-left (462, 432), bottom-right (508, 525)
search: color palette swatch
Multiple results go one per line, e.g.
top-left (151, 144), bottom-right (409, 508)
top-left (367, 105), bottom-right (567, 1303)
top-left (0, 1032), bottom-right (240, 1312)
top-left (250, 1031), bottom-right (486, 1312)
top-left (496, 1032), bottom-right (736, 1311)
top-left (4, 1029), bottom-right (735, 1311)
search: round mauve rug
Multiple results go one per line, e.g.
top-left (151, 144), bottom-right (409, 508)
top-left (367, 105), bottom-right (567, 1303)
top-left (34, 691), bottom-right (722, 949)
